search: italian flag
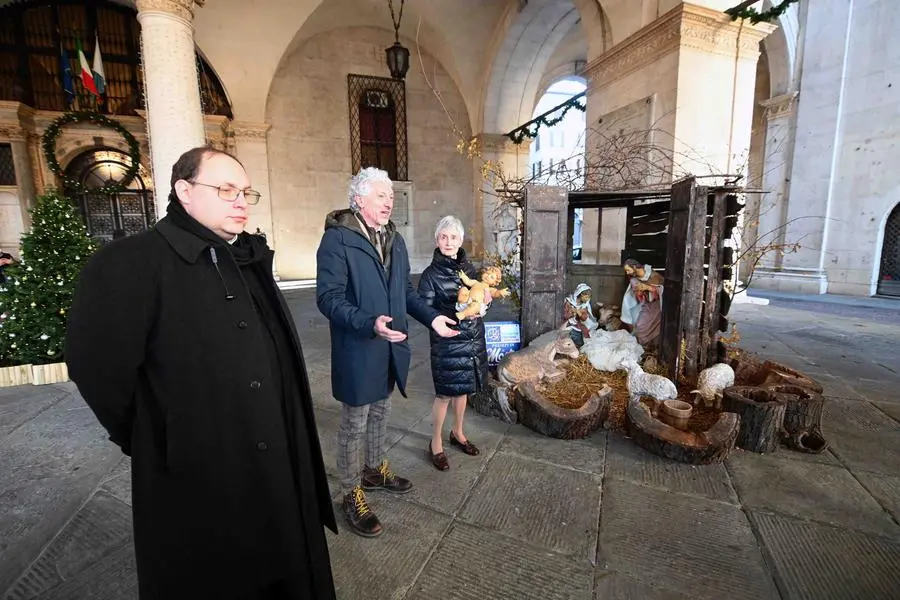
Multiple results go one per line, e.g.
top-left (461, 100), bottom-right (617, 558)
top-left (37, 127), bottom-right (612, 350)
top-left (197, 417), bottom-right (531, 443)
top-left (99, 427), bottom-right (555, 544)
top-left (75, 35), bottom-right (101, 100)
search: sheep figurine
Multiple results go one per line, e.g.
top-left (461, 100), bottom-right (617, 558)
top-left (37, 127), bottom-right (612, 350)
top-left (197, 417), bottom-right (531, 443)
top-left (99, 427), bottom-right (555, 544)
top-left (689, 363), bottom-right (735, 409)
top-left (619, 358), bottom-right (678, 416)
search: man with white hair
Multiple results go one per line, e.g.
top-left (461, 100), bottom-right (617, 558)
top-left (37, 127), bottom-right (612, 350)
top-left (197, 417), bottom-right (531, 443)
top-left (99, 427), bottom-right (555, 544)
top-left (316, 166), bottom-right (459, 537)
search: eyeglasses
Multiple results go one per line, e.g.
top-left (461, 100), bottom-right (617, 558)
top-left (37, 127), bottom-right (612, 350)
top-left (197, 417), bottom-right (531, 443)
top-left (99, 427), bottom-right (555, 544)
top-left (189, 181), bottom-right (261, 205)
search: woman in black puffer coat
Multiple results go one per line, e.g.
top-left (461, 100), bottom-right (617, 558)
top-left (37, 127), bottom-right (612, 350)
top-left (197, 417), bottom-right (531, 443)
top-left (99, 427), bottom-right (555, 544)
top-left (417, 216), bottom-right (487, 471)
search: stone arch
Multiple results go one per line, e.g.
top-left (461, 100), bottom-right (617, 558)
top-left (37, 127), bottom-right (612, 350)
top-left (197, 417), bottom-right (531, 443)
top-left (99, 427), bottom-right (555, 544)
top-left (266, 0), bottom-right (472, 131)
top-left (57, 136), bottom-right (152, 181)
top-left (765, 0), bottom-right (800, 95)
top-left (874, 200), bottom-right (900, 296)
top-left (536, 72), bottom-right (588, 104)
top-left (482, 0), bottom-right (602, 134)
top-left (265, 25), bottom-right (474, 279)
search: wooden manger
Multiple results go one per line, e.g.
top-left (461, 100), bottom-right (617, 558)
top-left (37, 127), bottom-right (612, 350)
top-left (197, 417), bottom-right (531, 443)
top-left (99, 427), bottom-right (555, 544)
top-left (518, 177), bottom-right (742, 377)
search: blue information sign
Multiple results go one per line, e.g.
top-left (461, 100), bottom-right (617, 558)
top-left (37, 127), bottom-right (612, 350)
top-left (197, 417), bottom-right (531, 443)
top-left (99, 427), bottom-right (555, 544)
top-left (484, 321), bottom-right (521, 366)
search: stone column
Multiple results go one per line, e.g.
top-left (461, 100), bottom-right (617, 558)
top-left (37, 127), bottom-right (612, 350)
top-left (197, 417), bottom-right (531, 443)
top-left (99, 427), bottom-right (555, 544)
top-left (473, 133), bottom-right (531, 259)
top-left (584, 3), bottom-right (774, 182)
top-left (136, 0), bottom-right (206, 216)
top-left (670, 6), bottom-right (776, 177)
top-left (0, 122), bottom-right (34, 251)
top-left (755, 0), bottom-right (852, 295)
top-left (753, 92), bottom-right (798, 271)
top-left (230, 121), bottom-right (276, 275)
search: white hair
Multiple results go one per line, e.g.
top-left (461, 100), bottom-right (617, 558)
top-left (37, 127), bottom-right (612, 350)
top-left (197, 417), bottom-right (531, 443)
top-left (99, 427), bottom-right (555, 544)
top-left (435, 215), bottom-right (465, 243)
top-left (349, 167), bottom-right (393, 211)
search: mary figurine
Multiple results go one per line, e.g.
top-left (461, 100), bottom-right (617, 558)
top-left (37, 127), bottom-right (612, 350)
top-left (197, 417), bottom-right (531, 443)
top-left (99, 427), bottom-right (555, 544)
top-left (563, 282), bottom-right (598, 347)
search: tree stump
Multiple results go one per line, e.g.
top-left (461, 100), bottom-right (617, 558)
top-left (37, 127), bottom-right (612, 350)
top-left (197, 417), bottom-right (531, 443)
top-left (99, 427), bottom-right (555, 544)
top-left (625, 400), bottom-right (740, 465)
top-left (765, 383), bottom-right (829, 454)
top-left (762, 360), bottom-right (824, 394)
top-left (722, 386), bottom-right (786, 453)
top-left (517, 382), bottom-right (612, 439)
top-left (470, 377), bottom-right (518, 424)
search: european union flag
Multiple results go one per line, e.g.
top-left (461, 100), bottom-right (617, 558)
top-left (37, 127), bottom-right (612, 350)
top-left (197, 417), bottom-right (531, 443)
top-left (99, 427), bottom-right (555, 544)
top-left (59, 42), bottom-right (75, 107)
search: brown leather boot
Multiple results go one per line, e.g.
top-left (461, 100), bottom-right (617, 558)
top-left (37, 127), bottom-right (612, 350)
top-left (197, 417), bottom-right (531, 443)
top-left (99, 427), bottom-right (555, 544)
top-left (341, 486), bottom-right (383, 537)
top-left (361, 460), bottom-right (413, 494)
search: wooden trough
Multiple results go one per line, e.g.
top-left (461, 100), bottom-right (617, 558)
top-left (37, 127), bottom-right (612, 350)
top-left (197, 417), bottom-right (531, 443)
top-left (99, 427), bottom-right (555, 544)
top-left (625, 399), bottom-right (740, 465)
top-left (517, 381), bottom-right (613, 440)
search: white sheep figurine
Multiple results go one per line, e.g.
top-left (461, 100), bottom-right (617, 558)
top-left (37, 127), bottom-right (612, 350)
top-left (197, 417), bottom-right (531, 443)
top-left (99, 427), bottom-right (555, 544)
top-left (689, 363), bottom-right (735, 409)
top-left (619, 358), bottom-right (678, 415)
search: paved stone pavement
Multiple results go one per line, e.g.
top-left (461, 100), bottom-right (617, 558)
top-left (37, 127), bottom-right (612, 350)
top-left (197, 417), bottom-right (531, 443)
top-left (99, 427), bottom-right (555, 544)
top-left (2, 290), bottom-right (899, 600)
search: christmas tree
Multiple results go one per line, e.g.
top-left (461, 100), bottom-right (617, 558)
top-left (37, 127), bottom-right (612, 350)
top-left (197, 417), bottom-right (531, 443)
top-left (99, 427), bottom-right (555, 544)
top-left (0, 190), bottom-right (98, 366)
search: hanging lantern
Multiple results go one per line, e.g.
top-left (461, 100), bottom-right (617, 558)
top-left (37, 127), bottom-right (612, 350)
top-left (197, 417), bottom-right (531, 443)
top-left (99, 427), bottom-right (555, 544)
top-left (385, 0), bottom-right (408, 80)
top-left (385, 41), bottom-right (409, 80)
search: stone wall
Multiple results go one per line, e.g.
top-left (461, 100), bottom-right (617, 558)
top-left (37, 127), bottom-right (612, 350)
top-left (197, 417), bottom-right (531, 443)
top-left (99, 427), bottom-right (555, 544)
top-left (818, 0), bottom-right (900, 295)
top-left (760, 0), bottom-right (900, 296)
top-left (265, 26), bottom-right (474, 279)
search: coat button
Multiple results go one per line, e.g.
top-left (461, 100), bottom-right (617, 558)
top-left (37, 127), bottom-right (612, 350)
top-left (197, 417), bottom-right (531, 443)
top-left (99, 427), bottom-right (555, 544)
top-left (238, 320), bottom-right (248, 329)
top-left (250, 381), bottom-right (261, 390)
top-left (257, 441), bottom-right (268, 451)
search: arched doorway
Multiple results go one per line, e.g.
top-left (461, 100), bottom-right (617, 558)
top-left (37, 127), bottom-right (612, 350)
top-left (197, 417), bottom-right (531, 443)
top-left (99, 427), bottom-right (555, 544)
top-left (64, 148), bottom-right (155, 245)
top-left (878, 204), bottom-right (900, 297)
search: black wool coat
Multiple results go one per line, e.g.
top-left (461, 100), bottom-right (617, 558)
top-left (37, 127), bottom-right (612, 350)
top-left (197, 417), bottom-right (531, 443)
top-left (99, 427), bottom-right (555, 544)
top-left (316, 209), bottom-right (439, 406)
top-left (417, 248), bottom-right (488, 397)
top-left (65, 218), bottom-right (337, 600)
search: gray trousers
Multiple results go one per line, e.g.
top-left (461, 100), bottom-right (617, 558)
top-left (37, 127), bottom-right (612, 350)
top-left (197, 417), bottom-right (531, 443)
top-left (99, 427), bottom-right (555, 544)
top-left (337, 398), bottom-right (391, 494)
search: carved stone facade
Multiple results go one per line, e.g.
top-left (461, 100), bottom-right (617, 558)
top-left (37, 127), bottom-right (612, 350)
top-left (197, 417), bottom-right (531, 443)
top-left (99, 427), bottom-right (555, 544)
top-left (761, 92), bottom-right (799, 122)
top-left (585, 3), bottom-right (773, 90)
top-left (476, 133), bottom-right (532, 156)
top-left (134, 0), bottom-right (202, 24)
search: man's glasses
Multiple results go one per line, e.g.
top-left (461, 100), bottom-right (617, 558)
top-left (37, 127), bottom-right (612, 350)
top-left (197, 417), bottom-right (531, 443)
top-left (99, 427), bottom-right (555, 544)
top-left (190, 181), bottom-right (261, 205)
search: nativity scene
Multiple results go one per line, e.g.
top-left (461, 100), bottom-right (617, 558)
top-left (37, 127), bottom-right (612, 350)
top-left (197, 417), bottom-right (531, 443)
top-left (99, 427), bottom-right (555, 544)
top-left (475, 180), bottom-right (829, 466)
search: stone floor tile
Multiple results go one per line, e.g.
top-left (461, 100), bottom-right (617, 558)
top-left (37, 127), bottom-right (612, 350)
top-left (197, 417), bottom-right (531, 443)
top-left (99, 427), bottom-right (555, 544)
top-left (727, 452), bottom-right (900, 538)
top-left (4, 490), bottom-right (134, 600)
top-left (593, 571), bottom-right (692, 600)
top-left (372, 423), bottom-right (505, 515)
top-left (459, 451), bottom-right (601, 558)
top-left (327, 496), bottom-right (451, 600)
top-left (0, 395), bottom-right (122, 593)
top-left (598, 480), bottom-right (779, 600)
top-left (875, 401), bottom-right (900, 423)
top-left (750, 510), bottom-right (900, 600)
top-left (605, 434), bottom-right (738, 504)
top-left (499, 424), bottom-right (606, 475)
top-left (853, 471), bottom-right (900, 524)
top-left (407, 521), bottom-right (593, 600)
top-left (0, 386), bottom-right (70, 442)
top-left (824, 399), bottom-right (900, 475)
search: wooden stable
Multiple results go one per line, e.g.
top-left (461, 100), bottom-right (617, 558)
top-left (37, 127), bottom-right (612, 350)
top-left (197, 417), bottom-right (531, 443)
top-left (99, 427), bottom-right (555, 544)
top-left (520, 177), bottom-right (741, 379)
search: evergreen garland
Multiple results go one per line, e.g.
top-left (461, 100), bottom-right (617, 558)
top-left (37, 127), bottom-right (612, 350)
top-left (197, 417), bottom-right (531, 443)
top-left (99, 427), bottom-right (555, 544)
top-left (725, 0), bottom-right (800, 24)
top-left (0, 190), bottom-right (98, 366)
top-left (506, 93), bottom-right (587, 145)
top-left (42, 111), bottom-right (141, 194)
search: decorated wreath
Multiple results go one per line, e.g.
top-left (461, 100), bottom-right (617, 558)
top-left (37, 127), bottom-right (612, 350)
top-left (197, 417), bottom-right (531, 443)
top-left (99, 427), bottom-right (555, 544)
top-left (41, 111), bottom-right (141, 194)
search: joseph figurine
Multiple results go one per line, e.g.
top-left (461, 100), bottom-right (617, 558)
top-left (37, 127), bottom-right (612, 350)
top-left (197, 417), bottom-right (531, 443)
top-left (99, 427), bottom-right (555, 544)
top-left (620, 258), bottom-right (664, 349)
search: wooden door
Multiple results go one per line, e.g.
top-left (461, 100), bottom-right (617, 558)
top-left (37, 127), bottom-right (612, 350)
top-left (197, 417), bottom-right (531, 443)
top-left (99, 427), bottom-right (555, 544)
top-left (521, 186), bottom-right (568, 344)
top-left (659, 177), bottom-right (696, 378)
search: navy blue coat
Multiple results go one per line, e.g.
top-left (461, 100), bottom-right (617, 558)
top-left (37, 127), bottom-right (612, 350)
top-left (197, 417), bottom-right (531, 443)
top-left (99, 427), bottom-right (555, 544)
top-left (316, 210), bottom-right (439, 406)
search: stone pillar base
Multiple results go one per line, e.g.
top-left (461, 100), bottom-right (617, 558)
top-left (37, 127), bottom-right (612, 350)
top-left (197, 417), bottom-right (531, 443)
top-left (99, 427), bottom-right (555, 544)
top-left (750, 267), bottom-right (828, 295)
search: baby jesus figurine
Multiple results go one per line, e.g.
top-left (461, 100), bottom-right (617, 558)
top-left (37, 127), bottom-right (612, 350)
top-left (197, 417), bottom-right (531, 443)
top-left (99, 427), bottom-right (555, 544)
top-left (456, 266), bottom-right (510, 320)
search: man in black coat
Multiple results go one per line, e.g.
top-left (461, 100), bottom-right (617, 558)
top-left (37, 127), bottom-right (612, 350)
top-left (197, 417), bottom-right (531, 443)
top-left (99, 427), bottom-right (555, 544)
top-left (66, 147), bottom-right (337, 600)
top-left (316, 166), bottom-right (458, 538)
